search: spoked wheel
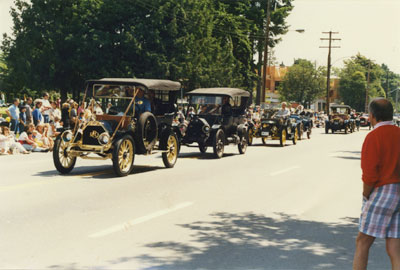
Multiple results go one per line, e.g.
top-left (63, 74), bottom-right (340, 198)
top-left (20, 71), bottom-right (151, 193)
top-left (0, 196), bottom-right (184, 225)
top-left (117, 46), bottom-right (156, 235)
top-left (162, 133), bottom-right (178, 168)
top-left (199, 142), bottom-right (208, 154)
top-left (247, 129), bottom-right (254, 146)
top-left (298, 126), bottom-right (303, 140)
top-left (238, 132), bottom-right (248, 154)
top-left (112, 135), bottom-right (135, 177)
top-left (345, 127), bottom-right (348, 134)
top-left (280, 129), bottom-right (287, 147)
top-left (292, 128), bottom-right (298, 145)
top-left (213, 129), bottom-right (225, 159)
top-left (53, 137), bottom-right (76, 174)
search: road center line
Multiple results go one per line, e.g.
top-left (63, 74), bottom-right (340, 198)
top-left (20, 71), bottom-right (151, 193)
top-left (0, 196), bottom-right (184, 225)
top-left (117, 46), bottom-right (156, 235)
top-left (89, 202), bottom-right (194, 238)
top-left (270, 166), bottom-right (301, 176)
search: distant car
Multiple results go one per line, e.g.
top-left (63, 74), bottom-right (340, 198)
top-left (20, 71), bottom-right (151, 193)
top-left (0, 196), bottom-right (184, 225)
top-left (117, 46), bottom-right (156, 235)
top-left (393, 113), bottom-right (400, 127)
top-left (325, 105), bottom-right (352, 134)
top-left (359, 113), bottom-right (371, 129)
top-left (248, 109), bottom-right (298, 147)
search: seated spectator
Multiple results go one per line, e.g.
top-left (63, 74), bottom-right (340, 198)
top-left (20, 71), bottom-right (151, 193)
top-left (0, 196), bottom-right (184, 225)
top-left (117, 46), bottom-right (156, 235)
top-left (36, 123), bottom-right (54, 151)
top-left (0, 127), bottom-right (5, 154)
top-left (18, 124), bottom-right (48, 152)
top-left (0, 126), bottom-right (29, 154)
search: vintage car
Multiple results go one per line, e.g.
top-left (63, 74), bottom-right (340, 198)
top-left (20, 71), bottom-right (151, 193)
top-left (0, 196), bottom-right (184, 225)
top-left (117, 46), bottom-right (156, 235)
top-left (289, 113), bottom-right (313, 140)
top-left (359, 113), bottom-right (371, 129)
top-left (53, 78), bottom-right (181, 177)
top-left (325, 104), bottom-right (352, 134)
top-left (248, 109), bottom-right (298, 147)
top-left (179, 88), bottom-right (249, 158)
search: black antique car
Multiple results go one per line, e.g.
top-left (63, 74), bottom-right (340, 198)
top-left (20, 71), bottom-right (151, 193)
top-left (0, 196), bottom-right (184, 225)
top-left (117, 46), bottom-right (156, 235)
top-left (325, 104), bottom-right (352, 134)
top-left (53, 78), bottom-right (181, 177)
top-left (248, 109), bottom-right (298, 147)
top-left (179, 88), bottom-right (249, 158)
top-left (289, 113), bottom-right (313, 140)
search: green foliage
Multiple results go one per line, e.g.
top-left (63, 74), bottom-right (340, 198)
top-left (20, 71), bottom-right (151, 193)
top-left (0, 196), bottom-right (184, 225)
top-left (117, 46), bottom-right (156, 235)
top-left (278, 59), bottom-right (325, 106)
top-left (338, 54), bottom-right (387, 111)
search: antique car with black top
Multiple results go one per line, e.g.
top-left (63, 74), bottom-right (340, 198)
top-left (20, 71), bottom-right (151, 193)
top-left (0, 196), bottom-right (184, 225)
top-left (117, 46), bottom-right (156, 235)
top-left (179, 88), bottom-right (249, 158)
top-left (325, 104), bottom-right (352, 134)
top-left (53, 78), bottom-right (181, 177)
top-left (248, 109), bottom-right (298, 147)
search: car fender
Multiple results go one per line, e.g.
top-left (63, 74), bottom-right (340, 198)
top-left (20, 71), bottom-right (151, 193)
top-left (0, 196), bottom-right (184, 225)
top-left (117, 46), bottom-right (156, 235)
top-left (236, 124), bottom-right (247, 137)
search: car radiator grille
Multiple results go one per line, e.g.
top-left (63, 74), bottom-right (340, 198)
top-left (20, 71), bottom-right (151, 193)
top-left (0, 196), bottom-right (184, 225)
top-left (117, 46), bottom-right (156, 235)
top-left (82, 126), bottom-right (106, 146)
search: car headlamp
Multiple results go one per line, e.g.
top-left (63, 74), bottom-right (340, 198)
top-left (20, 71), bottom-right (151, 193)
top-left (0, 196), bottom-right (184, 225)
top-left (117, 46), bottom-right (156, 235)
top-left (202, 125), bottom-right (210, 133)
top-left (63, 131), bottom-right (73, 142)
top-left (99, 132), bottom-right (110, 144)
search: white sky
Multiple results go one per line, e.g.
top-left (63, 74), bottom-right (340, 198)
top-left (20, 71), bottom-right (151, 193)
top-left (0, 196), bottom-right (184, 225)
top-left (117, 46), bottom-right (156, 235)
top-left (0, 0), bottom-right (399, 73)
top-left (274, 0), bottom-right (400, 73)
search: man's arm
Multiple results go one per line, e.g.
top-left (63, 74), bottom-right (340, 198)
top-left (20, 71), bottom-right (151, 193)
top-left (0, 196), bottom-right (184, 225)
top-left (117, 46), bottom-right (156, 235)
top-left (363, 183), bottom-right (374, 199)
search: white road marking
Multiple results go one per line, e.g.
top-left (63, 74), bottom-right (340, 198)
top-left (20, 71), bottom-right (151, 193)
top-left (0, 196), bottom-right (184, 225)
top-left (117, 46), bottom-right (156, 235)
top-left (89, 201), bottom-right (194, 238)
top-left (270, 166), bottom-right (301, 176)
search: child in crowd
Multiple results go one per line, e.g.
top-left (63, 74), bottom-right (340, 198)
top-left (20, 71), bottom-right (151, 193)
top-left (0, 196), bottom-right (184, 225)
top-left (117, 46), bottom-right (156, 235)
top-left (18, 124), bottom-right (48, 152)
top-left (0, 126), bottom-right (29, 154)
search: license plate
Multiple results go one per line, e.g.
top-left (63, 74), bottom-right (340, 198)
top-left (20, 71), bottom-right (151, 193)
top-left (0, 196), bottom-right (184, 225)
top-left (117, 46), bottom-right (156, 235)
top-left (261, 131), bottom-right (269, 136)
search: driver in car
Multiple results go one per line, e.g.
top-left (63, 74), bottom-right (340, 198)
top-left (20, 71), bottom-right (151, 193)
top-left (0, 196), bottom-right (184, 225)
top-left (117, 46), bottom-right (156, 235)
top-left (276, 102), bottom-right (291, 118)
top-left (134, 86), bottom-right (151, 116)
top-left (221, 96), bottom-right (232, 115)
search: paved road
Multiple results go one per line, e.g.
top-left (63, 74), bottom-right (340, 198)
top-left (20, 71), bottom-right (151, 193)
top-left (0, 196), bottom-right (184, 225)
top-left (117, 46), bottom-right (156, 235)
top-left (0, 127), bottom-right (390, 269)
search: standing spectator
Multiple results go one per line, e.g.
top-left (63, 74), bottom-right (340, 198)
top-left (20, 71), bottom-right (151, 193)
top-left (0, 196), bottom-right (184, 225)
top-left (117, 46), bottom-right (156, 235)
top-left (5, 98), bottom-right (20, 134)
top-left (19, 105), bottom-right (27, 135)
top-left (25, 97), bottom-right (33, 125)
top-left (70, 102), bottom-right (78, 127)
top-left (353, 99), bottom-right (400, 270)
top-left (61, 102), bottom-right (70, 129)
top-left (49, 101), bottom-right (61, 122)
top-left (41, 92), bottom-right (52, 123)
top-left (32, 99), bottom-right (43, 126)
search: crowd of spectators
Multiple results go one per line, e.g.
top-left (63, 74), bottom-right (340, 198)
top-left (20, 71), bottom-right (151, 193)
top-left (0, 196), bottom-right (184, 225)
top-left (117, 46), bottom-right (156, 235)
top-left (0, 92), bottom-right (78, 155)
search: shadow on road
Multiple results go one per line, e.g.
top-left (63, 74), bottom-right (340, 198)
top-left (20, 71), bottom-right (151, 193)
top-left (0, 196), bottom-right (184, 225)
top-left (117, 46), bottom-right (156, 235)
top-left (178, 152), bottom-right (236, 160)
top-left (47, 212), bottom-right (389, 270)
top-left (129, 212), bottom-right (387, 270)
top-left (34, 165), bottom-right (165, 179)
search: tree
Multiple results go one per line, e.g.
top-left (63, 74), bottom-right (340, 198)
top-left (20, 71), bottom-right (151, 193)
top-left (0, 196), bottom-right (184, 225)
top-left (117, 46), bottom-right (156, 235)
top-left (338, 54), bottom-right (386, 111)
top-left (278, 59), bottom-right (325, 107)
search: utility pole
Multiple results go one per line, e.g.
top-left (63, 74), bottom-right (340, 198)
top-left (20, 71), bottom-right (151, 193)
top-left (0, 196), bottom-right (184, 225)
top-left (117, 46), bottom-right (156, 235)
top-left (320, 31), bottom-right (340, 117)
top-left (261, 0), bottom-right (272, 106)
top-left (365, 61), bottom-right (371, 113)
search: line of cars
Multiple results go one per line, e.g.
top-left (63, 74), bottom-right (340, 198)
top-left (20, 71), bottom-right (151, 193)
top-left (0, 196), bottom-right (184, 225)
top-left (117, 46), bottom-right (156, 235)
top-left (53, 78), bottom-right (316, 177)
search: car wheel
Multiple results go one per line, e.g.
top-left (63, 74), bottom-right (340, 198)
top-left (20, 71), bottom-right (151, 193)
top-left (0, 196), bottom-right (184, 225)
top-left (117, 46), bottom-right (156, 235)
top-left (292, 128), bottom-right (298, 145)
top-left (238, 131), bottom-right (248, 154)
top-left (53, 136), bottom-right (76, 174)
top-left (135, 112), bottom-right (158, 153)
top-left (213, 129), bottom-right (225, 159)
top-left (112, 135), bottom-right (135, 177)
top-left (307, 130), bottom-right (311, 139)
top-left (162, 133), bottom-right (178, 168)
top-left (199, 142), bottom-right (208, 153)
top-left (298, 126), bottom-right (303, 140)
top-left (331, 129), bottom-right (335, 134)
top-left (248, 129), bottom-right (254, 146)
top-left (325, 127), bottom-right (329, 134)
top-left (345, 127), bottom-right (348, 134)
top-left (280, 129), bottom-right (287, 147)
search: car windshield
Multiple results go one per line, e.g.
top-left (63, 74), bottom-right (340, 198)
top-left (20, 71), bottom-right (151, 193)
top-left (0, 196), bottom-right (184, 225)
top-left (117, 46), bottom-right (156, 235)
top-left (94, 84), bottom-right (135, 99)
top-left (189, 95), bottom-right (223, 115)
top-left (331, 107), bottom-right (349, 114)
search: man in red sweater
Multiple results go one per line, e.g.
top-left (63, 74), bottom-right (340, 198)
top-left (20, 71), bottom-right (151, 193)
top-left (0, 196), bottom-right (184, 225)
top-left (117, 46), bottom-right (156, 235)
top-left (353, 99), bottom-right (400, 270)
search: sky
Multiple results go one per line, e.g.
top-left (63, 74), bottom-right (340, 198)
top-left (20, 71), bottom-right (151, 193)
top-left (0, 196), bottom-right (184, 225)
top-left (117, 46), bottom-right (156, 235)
top-left (0, 0), bottom-right (399, 73)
